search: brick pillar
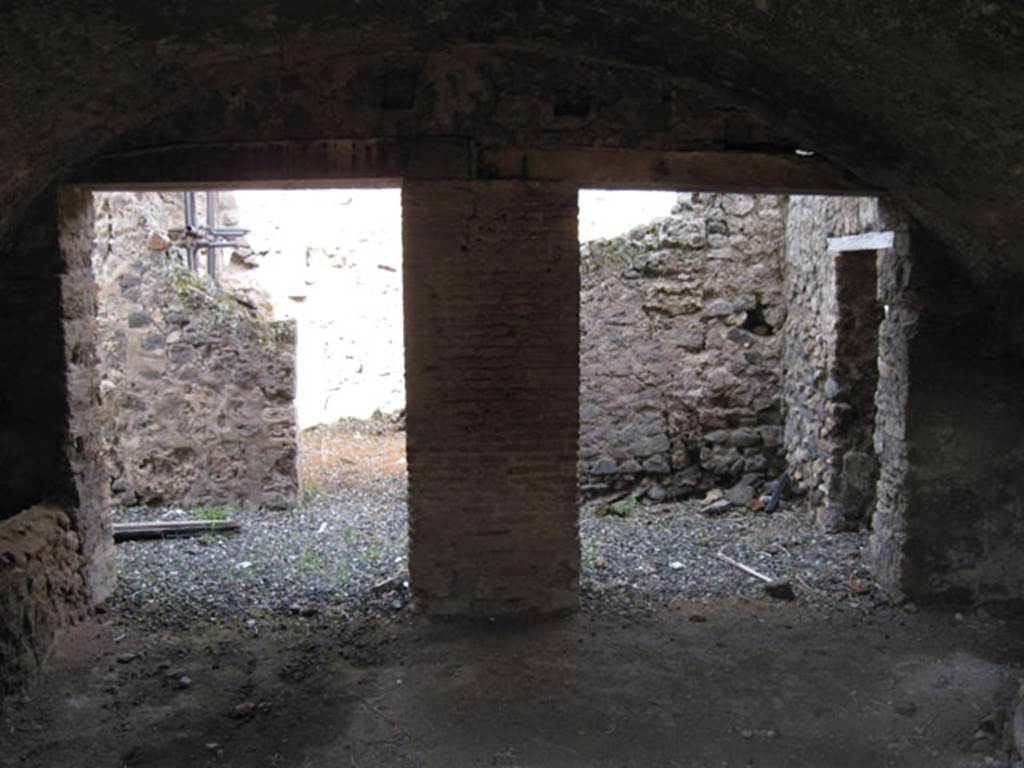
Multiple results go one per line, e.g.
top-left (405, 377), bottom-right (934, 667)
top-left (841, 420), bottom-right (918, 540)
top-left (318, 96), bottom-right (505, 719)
top-left (403, 181), bottom-right (580, 615)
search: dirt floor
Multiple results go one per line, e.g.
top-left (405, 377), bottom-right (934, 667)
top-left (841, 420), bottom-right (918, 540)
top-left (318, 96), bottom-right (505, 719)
top-left (3, 423), bottom-right (1023, 767)
top-left (3, 602), bottom-right (1022, 767)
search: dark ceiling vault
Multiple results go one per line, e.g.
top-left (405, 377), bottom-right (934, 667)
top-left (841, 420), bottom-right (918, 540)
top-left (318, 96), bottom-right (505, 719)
top-left (2, 1), bottom-right (1023, 291)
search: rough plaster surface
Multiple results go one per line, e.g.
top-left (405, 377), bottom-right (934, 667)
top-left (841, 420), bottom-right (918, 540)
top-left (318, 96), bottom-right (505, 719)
top-left (93, 192), bottom-right (299, 511)
top-left (580, 193), bottom-right (787, 499)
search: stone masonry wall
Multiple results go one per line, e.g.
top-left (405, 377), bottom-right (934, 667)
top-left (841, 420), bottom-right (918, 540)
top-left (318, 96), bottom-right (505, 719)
top-left (830, 249), bottom-right (882, 529)
top-left (869, 208), bottom-right (915, 598)
top-left (871, 217), bottom-right (1024, 605)
top-left (782, 196), bottom-right (885, 529)
top-left (61, 188), bottom-right (115, 604)
top-left (93, 193), bottom-right (299, 511)
top-left (0, 506), bottom-right (89, 696)
top-left (404, 181), bottom-right (580, 616)
top-left (0, 188), bottom-right (110, 697)
top-left (580, 193), bottom-right (787, 502)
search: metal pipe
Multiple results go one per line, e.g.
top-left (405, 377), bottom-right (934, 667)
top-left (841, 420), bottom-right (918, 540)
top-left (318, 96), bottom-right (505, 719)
top-left (175, 190), bottom-right (246, 277)
top-left (206, 191), bottom-right (218, 230)
top-left (183, 192), bottom-right (197, 230)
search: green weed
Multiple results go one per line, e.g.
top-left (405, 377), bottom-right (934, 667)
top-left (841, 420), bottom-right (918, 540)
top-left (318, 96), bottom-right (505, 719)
top-left (298, 548), bottom-right (321, 572)
top-left (195, 504), bottom-right (233, 522)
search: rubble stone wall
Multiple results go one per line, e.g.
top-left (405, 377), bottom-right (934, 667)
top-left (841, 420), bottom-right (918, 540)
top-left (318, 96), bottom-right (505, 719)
top-left (215, 190), bottom-right (406, 428)
top-left (0, 505), bottom-right (89, 696)
top-left (0, 188), bottom-right (111, 696)
top-left (61, 188), bottom-right (116, 604)
top-left (93, 193), bottom-right (299, 511)
top-left (829, 249), bottom-right (883, 529)
top-left (871, 217), bottom-right (1024, 605)
top-left (869, 209), bottom-right (915, 598)
top-left (782, 196), bottom-right (886, 528)
top-left (579, 193), bottom-right (787, 501)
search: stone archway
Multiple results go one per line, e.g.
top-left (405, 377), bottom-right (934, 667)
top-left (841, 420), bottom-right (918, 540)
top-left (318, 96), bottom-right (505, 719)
top-left (3, 21), bottom-right (1024, 690)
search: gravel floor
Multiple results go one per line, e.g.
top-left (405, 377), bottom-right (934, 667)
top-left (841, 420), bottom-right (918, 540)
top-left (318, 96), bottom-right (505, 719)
top-left (108, 422), bottom-right (878, 629)
top-left (108, 420), bottom-right (410, 629)
top-left (579, 500), bottom-right (874, 616)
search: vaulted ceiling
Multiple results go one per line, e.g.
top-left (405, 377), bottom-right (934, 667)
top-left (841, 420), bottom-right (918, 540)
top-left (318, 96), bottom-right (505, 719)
top-left (3, 2), bottom-right (1022, 288)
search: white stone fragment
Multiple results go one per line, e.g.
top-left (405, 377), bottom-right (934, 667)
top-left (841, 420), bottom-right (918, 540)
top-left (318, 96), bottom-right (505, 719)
top-left (826, 231), bottom-right (894, 252)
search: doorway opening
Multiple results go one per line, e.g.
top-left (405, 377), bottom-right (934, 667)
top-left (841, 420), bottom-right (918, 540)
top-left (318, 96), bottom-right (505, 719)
top-left (87, 187), bottom-right (409, 628)
top-left (577, 190), bottom-right (883, 614)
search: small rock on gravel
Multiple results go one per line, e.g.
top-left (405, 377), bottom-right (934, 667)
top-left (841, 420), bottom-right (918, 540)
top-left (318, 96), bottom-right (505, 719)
top-left (700, 499), bottom-right (731, 516)
top-left (228, 701), bottom-right (257, 719)
top-left (727, 484), bottom-right (755, 506)
top-left (764, 582), bottom-right (796, 601)
top-left (893, 699), bottom-right (917, 717)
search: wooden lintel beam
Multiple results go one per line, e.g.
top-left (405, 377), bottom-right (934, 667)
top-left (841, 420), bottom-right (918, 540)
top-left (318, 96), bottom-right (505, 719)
top-left (74, 139), bottom-right (874, 195)
top-left (75, 138), bottom-right (471, 189)
top-left (477, 147), bottom-right (875, 195)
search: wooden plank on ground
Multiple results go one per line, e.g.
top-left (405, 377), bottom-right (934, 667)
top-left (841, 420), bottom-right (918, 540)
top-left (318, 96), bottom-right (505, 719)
top-left (113, 519), bottom-right (240, 542)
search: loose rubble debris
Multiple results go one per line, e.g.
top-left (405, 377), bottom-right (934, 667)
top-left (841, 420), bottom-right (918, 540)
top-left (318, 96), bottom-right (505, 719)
top-left (228, 701), bottom-right (258, 719)
top-left (764, 471), bottom-right (790, 514)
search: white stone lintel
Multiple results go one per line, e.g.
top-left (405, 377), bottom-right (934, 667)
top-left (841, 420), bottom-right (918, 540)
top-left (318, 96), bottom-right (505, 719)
top-left (827, 231), bottom-right (895, 253)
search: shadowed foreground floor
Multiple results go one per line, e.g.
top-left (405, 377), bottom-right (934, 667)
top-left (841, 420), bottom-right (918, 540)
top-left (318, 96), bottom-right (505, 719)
top-left (3, 599), bottom-right (1021, 767)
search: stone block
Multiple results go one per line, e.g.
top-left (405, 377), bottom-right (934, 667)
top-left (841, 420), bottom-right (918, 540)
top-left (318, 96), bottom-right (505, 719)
top-left (642, 455), bottom-right (671, 474)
